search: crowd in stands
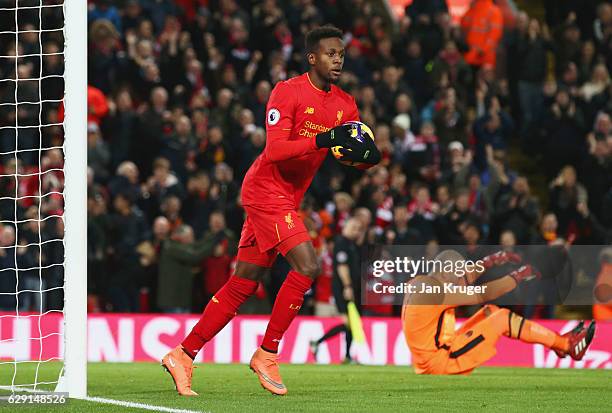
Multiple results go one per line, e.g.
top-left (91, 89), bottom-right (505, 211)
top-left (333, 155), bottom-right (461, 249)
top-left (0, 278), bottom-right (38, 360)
top-left (0, 0), bottom-right (610, 317)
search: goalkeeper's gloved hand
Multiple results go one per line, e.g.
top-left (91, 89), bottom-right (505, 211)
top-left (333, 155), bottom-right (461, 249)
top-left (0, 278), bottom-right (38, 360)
top-left (315, 124), bottom-right (353, 148)
top-left (482, 250), bottom-right (522, 269)
top-left (508, 265), bottom-right (541, 285)
top-left (334, 138), bottom-right (382, 165)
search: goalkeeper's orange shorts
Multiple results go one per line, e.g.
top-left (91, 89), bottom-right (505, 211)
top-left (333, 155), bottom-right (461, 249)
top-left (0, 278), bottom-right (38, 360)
top-left (407, 305), bottom-right (509, 375)
top-left (440, 305), bottom-right (509, 374)
top-left (237, 205), bottom-right (310, 268)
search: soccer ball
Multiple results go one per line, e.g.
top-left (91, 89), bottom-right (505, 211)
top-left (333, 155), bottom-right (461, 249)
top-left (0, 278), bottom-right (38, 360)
top-left (330, 121), bottom-right (376, 170)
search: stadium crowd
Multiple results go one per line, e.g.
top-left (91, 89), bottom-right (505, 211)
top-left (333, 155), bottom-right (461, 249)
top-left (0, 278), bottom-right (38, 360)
top-left (0, 0), bottom-right (611, 317)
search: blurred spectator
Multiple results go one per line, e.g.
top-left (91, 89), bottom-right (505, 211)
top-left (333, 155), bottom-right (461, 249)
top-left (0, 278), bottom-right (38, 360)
top-left (387, 205), bottom-right (423, 245)
top-left (87, 121), bottom-right (111, 183)
top-left (495, 176), bottom-right (539, 243)
top-left (432, 87), bottom-right (468, 149)
top-left (141, 157), bottom-right (185, 219)
top-left (0, 226), bottom-right (17, 311)
top-left (313, 239), bottom-right (336, 316)
top-left (200, 212), bottom-right (237, 306)
top-left (549, 165), bottom-right (588, 238)
top-left (136, 87), bottom-right (171, 178)
top-left (88, 0), bottom-right (122, 32)
top-left (516, 18), bottom-right (551, 135)
top-left (460, 0), bottom-right (504, 69)
top-left (160, 115), bottom-right (196, 181)
top-left (106, 192), bottom-right (150, 312)
top-left (542, 88), bottom-right (586, 178)
top-left (157, 224), bottom-right (223, 313)
top-left (593, 247), bottom-right (612, 321)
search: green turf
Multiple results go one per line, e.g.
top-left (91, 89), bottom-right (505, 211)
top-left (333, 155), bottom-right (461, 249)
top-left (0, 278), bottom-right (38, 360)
top-left (0, 362), bottom-right (610, 412)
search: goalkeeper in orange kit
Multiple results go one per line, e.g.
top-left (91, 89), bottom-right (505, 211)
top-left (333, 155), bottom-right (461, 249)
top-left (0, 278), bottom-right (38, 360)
top-left (401, 249), bottom-right (596, 375)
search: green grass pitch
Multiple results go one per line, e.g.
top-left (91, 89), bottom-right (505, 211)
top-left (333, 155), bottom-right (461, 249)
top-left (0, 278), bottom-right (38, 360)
top-left (0, 362), bottom-right (610, 412)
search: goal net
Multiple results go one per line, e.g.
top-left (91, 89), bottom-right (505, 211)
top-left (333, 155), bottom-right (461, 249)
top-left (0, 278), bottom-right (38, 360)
top-left (0, 0), bottom-right (86, 398)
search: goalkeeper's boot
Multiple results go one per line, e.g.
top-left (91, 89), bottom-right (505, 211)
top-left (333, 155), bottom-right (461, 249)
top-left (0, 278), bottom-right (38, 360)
top-left (566, 320), bottom-right (596, 361)
top-left (161, 346), bottom-right (198, 396)
top-left (249, 347), bottom-right (287, 396)
top-left (553, 321), bottom-right (583, 358)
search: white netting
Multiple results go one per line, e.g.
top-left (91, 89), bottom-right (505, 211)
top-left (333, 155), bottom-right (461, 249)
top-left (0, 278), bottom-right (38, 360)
top-left (0, 0), bottom-right (67, 393)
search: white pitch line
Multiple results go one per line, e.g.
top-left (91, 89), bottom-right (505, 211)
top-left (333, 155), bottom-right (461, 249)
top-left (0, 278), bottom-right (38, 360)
top-left (0, 386), bottom-right (205, 413)
top-left (84, 396), bottom-right (206, 413)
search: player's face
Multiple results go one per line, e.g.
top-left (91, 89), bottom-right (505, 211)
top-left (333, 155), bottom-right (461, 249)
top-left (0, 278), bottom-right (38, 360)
top-left (313, 37), bottom-right (345, 83)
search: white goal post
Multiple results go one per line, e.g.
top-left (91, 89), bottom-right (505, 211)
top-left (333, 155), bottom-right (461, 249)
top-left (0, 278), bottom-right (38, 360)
top-left (0, 0), bottom-right (87, 399)
top-left (57, 0), bottom-right (87, 399)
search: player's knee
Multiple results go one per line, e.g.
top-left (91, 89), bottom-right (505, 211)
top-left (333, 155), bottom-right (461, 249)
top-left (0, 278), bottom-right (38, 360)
top-left (294, 260), bottom-right (320, 278)
top-left (483, 304), bottom-right (500, 315)
top-left (490, 306), bottom-right (510, 321)
top-left (507, 311), bottom-right (525, 339)
top-left (234, 262), bottom-right (267, 281)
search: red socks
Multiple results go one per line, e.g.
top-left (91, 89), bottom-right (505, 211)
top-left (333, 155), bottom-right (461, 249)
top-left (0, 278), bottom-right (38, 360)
top-left (181, 271), bottom-right (313, 357)
top-left (182, 276), bottom-right (258, 358)
top-left (261, 271), bottom-right (313, 352)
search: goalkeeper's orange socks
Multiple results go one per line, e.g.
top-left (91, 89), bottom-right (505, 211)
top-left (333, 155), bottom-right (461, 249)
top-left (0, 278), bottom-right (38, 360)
top-left (181, 276), bottom-right (258, 358)
top-left (508, 313), bottom-right (569, 353)
top-left (261, 271), bottom-right (312, 353)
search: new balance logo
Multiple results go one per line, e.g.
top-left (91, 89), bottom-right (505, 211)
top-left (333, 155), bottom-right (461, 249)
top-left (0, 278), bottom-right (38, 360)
top-left (289, 304), bottom-right (301, 310)
top-left (304, 106), bottom-right (315, 114)
top-left (212, 296), bottom-right (219, 303)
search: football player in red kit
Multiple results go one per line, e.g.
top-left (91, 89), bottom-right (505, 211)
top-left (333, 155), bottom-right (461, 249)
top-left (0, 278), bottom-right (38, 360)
top-left (162, 25), bottom-right (380, 396)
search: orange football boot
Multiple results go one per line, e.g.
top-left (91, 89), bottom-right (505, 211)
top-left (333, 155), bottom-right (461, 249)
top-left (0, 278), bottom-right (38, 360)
top-left (249, 347), bottom-right (288, 395)
top-left (161, 346), bottom-right (198, 396)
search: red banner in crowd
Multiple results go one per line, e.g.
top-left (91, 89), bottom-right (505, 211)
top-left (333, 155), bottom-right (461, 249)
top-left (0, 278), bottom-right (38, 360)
top-left (0, 313), bottom-right (610, 368)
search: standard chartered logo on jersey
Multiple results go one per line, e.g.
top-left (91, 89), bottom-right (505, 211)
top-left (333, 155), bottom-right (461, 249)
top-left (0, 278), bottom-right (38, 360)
top-left (298, 120), bottom-right (330, 138)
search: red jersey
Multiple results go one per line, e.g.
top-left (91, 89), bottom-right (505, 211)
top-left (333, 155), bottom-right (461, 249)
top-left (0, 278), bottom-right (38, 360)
top-left (241, 73), bottom-right (359, 210)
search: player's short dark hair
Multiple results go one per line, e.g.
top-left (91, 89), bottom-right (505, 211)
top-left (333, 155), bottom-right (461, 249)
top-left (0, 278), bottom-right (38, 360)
top-left (305, 25), bottom-right (343, 53)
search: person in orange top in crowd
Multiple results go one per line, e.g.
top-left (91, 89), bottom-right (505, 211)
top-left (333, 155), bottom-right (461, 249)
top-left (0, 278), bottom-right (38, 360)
top-left (57, 85), bottom-right (109, 125)
top-left (402, 249), bottom-right (596, 375)
top-left (460, 0), bottom-right (504, 69)
top-left (593, 248), bottom-right (612, 321)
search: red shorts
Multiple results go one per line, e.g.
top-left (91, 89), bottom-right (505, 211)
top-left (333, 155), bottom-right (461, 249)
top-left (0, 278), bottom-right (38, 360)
top-left (237, 205), bottom-right (311, 268)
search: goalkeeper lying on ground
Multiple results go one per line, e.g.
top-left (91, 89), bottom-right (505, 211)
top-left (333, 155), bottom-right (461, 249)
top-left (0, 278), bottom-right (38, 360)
top-left (401, 249), bottom-right (596, 375)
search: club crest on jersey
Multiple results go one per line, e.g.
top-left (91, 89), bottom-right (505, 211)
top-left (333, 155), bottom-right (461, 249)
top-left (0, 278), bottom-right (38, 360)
top-left (304, 106), bottom-right (315, 114)
top-left (334, 110), bottom-right (344, 125)
top-left (285, 213), bottom-right (295, 229)
top-left (267, 108), bottom-right (280, 125)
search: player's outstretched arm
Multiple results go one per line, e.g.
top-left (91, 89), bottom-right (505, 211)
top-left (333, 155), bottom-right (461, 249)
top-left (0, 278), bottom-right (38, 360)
top-left (442, 265), bottom-right (540, 306)
top-left (465, 251), bottom-right (522, 285)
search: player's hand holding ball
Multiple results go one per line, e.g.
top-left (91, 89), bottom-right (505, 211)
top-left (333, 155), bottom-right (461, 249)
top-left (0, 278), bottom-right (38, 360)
top-left (315, 121), bottom-right (381, 170)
